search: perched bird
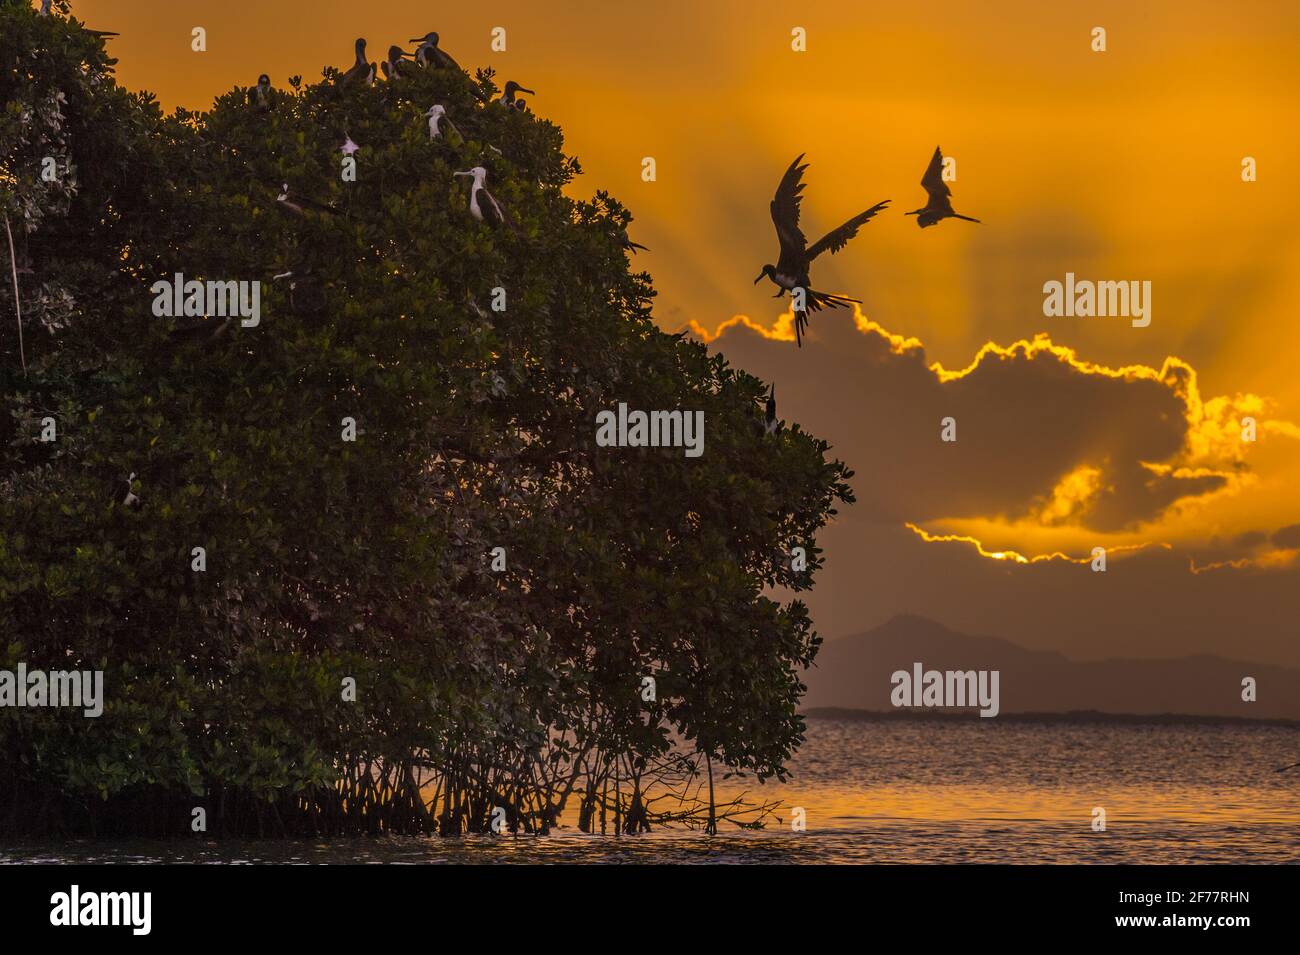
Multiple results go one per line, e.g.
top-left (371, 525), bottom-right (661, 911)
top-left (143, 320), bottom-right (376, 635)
top-left (248, 73), bottom-right (271, 110)
top-left (121, 473), bottom-right (141, 510)
top-left (273, 270), bottom-right (325, 316)
top-left (612, 227), bottom-right (648, 254)
top-left (275, 182), bottom-right (341, 218)
top-left (366, 62), bottom-right (377, 87)
top-left (454, 167), bottom-right (507, 228)
top-left (409, 32), bottom-right (462, 71)
top-left (498, 81), bottom-right (535, 108)
top-left (340, 38), bottom-right (370, 87)
top-left (380, 45), bottom-right (413, 81)
top-left (168, 317), bottom-right (232, 345)
top-left (755, 154), bottom-right (890, 347)
top-left (906, 146), bottom-right (981, 228)
top-left (513, 98), bottom-right (529, 113)
top-left (764, 384), bottom-right (778, 435)
top-left (425, 105), bottom-right (462, 142)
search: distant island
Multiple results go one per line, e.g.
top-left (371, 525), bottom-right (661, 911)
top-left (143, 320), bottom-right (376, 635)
top-left (802, 614), bottom-right (1300, 721)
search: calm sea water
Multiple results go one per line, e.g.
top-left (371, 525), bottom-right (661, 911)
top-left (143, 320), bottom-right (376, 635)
top-left (4, 716), bottom-right (1298, 864)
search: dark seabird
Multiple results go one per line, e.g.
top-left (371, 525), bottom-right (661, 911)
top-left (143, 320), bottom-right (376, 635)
top-left (764, 384), bottom-right (778, 435)
top-left (248, 73), bottom-right (271, 109)
top-left (340, 38), bottom-right (370, 87)
top-left (121, 472), bottom-right (141, 510)
top-left (425, 105), bottom-right (462, 142)
top-left (168, 317), bottom-right (232, 345)
top-left (273, 270), bottom-right (325, 316)
top-left (906, 146), bottom-right (981, 228)
top-left (380, 45), bottom-right (414, 81)
top-left (454, 167), bottom-right (507, 228)
top-left (755, 153), bottom-right (890, 347)
top-left (275, 182), bottom-right (341, 218)
top-left (612, 227), bottom-right (648, 254)
top-left (409, 32), bottom-right (462, 71)
top-left (498, 81), bottom-right (535, 108)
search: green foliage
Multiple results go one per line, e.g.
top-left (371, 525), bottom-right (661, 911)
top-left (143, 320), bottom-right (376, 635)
top-left (0, 2), bottom-right (853, 836)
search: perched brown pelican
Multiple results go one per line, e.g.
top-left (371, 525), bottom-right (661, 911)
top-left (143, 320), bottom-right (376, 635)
top-left (340, 39), bottom-right (370, 87)
top-left (755, 154), bottom-right (890, 347)
top-left (906, 146), bottom-right (981, 228)
top-left (454, 167), bottom-right (507, 228)
top-left (409, 32), bottom-right (461, 71)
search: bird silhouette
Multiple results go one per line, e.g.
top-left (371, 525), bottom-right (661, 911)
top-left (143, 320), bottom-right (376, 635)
top-left (248, 74), bottom-right (271, 110)
top-left (764, 384), bottom-right (779, 435)
top-left (380, 46), bottom-right (414, 81)
top-left (409, 32), bottom-right (461, 71)
top-left (498, 81), bottom-right (535, 108)
top-left (339, 38), bottom-right (370, 88)
top-left (906, 146), bottom-right (981, 228)
top-left (755, 154), bottom-right (889, 347)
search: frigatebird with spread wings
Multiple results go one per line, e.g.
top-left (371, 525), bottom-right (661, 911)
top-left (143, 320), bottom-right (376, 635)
top-left (755, 154), bottom-right (889, 347)
top-left (906, 146), bottom-right (981, 228)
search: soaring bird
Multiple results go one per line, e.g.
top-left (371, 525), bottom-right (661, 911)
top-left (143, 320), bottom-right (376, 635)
top-left (755, 154), bottom-right (890, 347)
top-left (425, 105), bottom-right (462, 142)
top-left (498, 81), bottom-right (535, 108)
top-left (906, 146), bottom-right (981, 228)
top-left (248, 73), bottom-right (271, 110)
top-left (340, 38), bottom-right (370, 87)
top-left (410, 32), bottom-right (461, 71)
top-left (454, 167), bottom-right (507, 228)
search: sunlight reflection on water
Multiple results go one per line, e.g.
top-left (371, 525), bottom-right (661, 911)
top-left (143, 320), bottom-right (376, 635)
top-left (5, 717), bottom-right (1298, 863)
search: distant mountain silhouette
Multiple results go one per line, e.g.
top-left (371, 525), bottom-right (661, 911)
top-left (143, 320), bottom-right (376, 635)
top-left (803, 614), bottom-right (1300, 720)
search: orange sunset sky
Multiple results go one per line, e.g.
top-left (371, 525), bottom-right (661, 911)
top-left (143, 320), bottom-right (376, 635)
top-left (69, 0), bottom-right (1300, 664)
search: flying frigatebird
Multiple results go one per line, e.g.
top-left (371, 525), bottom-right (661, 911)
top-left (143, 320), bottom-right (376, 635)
top-left (755, 154), bottom-right (890, 347)
top-left (339, 38), bottom-right (370, 87)
top-left (409, 32), bottom-right (461, 71)
top-left (454, 167), bottom-right (508, 228)
top-left (906, 146), bottom-right (981, 228)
